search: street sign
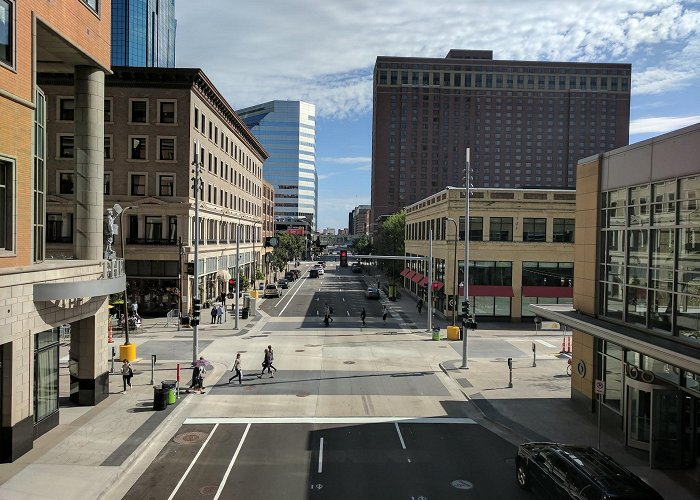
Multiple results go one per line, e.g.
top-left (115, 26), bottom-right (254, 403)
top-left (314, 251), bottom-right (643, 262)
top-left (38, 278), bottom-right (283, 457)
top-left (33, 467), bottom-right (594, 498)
top-left (595, 379), bottom-right (605, 394)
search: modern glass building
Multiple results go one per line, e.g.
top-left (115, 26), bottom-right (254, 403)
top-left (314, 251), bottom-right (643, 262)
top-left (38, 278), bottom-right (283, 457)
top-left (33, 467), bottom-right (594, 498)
top-left (111, 0), bottom-right (176, 68)
top-left (237, 101), bottom-right (318, 230)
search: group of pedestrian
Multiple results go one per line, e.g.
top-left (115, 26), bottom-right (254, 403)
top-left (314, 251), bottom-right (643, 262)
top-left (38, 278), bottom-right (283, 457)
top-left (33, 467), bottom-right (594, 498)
top-left (210, 303), bottom-right (224, 324)
top-left (224, 345), bottom-right (277, 385)
top-left (187, 356), bottom-right (208, 394)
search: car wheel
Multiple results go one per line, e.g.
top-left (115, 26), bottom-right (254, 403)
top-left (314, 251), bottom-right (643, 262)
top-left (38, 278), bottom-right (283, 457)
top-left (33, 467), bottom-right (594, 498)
top-left (516, 461), bottom-right (528, 489)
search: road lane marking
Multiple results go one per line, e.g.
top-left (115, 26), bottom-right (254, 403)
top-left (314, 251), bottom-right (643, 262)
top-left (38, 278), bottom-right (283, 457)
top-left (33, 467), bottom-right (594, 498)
top-left (394, 422), bottom-right (406, 450)
top-left (277, 277), bottom-right (308, 316)
top-left (167, 423), bottom-right (219, 500)
top-left (535, 339), bottom-right (556, 348)
top-left (184, 417), bottom-right (477, 425)
top-left (318, 437), bottom-right (324, 473)
top-left (213, 422), bottom-right (251, 500)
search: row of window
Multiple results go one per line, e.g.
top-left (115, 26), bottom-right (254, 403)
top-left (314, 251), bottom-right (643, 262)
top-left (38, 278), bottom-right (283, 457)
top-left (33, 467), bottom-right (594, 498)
top-left (0, 0), bottom-right (13, 68)
top-left (57, 97), bottom-right (175, 125)
top-left (407, 217), bottom-right (575, 243)
top-left (55, 134), bottom-right (175, 162)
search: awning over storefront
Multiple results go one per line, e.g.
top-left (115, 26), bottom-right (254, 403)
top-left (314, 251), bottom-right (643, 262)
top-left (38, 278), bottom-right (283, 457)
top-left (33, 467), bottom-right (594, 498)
top-left (418, 277), bottom-right (429, 287)
top-left (522, 286), bottom-right (573, 298)
top-left (411, 273), bottom-right (424, 283)
top-left (400, 268), bottom-right (411, 277)
top-left (404, 270), bottom-right (416, 280)
top-left (458, 285), bottom-right (514, 297)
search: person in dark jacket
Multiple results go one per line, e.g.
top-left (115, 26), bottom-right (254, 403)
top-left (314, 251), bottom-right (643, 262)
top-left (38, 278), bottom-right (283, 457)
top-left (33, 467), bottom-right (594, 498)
top-left (257, 349), bottom-right (273, 378)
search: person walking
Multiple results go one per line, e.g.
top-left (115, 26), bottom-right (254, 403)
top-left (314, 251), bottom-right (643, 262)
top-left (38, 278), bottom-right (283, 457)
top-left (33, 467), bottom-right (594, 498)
top-left (228, 353), bottom-right (242, 385)
top-left (266, 345), bottom-right (277, 374)
top-left (121, 359), bottom-right (133, 394)
top-left (257, 349), bottom-right (273, 378)
top-left (210, 305), bottom-right (217, 324)
top-left (360, 307), bottom-right (366, 326)
top-left (324, 303), bottom-right (334, 323)
top-left (416, 298), bottom-right (424, 314)
top-left (382, 305), bottom-right (388, 323)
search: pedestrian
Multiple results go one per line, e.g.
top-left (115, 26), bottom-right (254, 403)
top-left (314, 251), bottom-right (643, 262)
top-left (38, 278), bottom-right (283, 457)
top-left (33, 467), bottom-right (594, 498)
top-left (228, 353), bottom-right (242, 384)
top-left (266, 345), bottom-right (277, 374)
top-left (323, 313), bottom-right (330, 327)
top-left (210, 305), bottom-right (217, 324)
top-left (130, 301), bottom-right (140, 320)
top-left (121, 359), bottom-right (133, 394)
top-left (417, 298), bottom-right (424, 314)
top-left (324, 303), bottom-right (334, 323)
top-left (382, 305), bottom-right (388, 323)
top-left (360, 307), bottom-right (366, 326)
top-left (257, 349), bottom-right (274, 378)
top-left (216, 304), bottom-right (223, 324)
top-left (187, 357), bottom-right (207, 393)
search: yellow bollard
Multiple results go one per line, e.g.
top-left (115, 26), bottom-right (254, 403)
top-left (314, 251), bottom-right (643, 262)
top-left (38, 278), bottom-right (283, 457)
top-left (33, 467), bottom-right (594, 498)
top-left (447, 325), bottom-right (461, 341)
top-left (119, 343), bottom-right (136, 362)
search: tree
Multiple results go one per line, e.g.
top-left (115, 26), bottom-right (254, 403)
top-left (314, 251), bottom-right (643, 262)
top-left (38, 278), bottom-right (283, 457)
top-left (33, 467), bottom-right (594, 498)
top-left (352, 235), bottom-right (373, 255)
top-left (271, 233), bottom-right (305, 271)
top-left (374, 211), bottom-right (405, 282)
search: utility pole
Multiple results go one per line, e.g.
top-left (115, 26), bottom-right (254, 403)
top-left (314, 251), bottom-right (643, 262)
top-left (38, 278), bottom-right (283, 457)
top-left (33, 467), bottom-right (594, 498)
top-left (192, 141), bottom-right (203, 363)
top-left (462, 148), bottom-right (471, 369)
top-left (234, 223), bottom-right (240, 330)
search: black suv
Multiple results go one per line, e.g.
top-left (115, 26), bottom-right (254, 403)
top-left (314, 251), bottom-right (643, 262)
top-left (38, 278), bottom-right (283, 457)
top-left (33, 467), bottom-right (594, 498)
top-left (516, 442), bottom-right (662, 500)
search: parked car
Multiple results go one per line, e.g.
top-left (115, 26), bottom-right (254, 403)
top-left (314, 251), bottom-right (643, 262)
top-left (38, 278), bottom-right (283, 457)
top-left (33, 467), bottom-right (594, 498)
top-left (351, 263), bottom-right (362, 273)
top-left (515, 442), bottom-right (663, 500)
top-left (285, 271), bottom-right (296, 281)
top-left (317, 261), bottom-right (326, 268)
top-left (263, 284), bottom-right (280, 298)
top-left (278, 278), bottom-right (289, 289)
top-left (365, 287), bottom-right (381, 299)
top-left (309, 269), bottom-right (319, 278)
top-left (316, 267), bottom-right (324, 275)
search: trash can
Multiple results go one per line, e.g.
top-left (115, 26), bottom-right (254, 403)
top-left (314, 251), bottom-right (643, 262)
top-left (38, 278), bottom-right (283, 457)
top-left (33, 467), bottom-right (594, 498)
top-left (180, 315), bottom-right (190, 326)
top-left (162, 380), bottom-right (177, 405)
top-left (153, 386), bottom-right (166, 411)
top-left (241, 307), bottom-right (249, 319)
top-left (432, 327), bottom-right (441, 341)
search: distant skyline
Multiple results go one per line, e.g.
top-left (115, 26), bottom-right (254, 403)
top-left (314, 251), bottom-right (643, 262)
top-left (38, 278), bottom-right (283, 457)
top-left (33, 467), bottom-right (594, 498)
top-left (175, 0), bottom-right (700, 229)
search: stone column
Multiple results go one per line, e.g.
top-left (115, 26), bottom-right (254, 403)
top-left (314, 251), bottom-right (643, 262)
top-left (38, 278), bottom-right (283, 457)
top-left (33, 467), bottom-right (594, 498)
top-left (69, 303), bottom-right (110, 405)
top-left (73, 66), bottom-right (105, 260)
top-left (0, 340), bottom-right (34, 463)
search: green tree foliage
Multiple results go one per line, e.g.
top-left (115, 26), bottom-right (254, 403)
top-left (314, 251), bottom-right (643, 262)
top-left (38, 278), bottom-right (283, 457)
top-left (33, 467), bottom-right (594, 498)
top-left (271, 233), bottom-right (305, 271)
top-left (352, 235), bottom-right (373, 255)
top-left (374, 211), bottom-right (405, 282)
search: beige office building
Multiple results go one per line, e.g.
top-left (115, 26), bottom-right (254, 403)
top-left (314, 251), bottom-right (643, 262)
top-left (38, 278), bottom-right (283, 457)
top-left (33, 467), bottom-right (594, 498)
top-left (404, 187), bottom-right (576, 321)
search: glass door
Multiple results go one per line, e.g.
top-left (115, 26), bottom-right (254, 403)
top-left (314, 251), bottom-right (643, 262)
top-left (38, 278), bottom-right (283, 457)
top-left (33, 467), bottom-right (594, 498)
top-left (651, 388), bottom-right (683, 469)
top-left (627, 383), bottom-right (651, 451)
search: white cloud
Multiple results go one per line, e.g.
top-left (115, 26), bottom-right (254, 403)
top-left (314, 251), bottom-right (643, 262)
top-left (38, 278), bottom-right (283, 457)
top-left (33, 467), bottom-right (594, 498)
top-left (319, 156), bottom-right (372, 164)
top-left (176, 1), bottom-right (700, 118)
top-left (630, 115), bottom-right (700, 134)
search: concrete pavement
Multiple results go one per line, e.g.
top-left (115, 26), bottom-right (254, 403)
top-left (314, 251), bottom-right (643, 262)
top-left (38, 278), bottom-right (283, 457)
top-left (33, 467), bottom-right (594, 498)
top-left (0, 276), bottom-right (696, 499)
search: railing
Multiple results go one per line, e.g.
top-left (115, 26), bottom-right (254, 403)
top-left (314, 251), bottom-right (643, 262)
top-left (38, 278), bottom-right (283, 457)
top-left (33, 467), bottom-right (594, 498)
top-left (166, 308), bottom-right (178, 326)
top-left (125, 238), bottom-right (178, 245)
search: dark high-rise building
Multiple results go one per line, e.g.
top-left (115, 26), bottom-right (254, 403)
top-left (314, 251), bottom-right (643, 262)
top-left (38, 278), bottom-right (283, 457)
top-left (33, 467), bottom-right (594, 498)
top-left (371, 49), bottom-right (631, 222)
top-left (111, 0), bottom-right (177, 68)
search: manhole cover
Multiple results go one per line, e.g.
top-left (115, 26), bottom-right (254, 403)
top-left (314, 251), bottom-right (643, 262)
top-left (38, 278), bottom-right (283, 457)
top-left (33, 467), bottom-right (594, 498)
top-left (295, 349), bottom-right (305, 352)
top-left (296, 392), bottom-right (310, 397)
top-left (451, 479), bottom-right (473, 490)
top-left (199, 485), bottom-right (218, 495)
top-left (173, 431), bottom-right (208, 445)
top-left (343, 361), bottom-right (355, 365)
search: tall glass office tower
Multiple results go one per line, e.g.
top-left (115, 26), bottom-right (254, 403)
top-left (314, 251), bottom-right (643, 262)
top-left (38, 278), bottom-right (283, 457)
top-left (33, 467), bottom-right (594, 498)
top-left (111, 0), bottom-right (176, 67)
top-left (237, 101), bottom-right (318, 230)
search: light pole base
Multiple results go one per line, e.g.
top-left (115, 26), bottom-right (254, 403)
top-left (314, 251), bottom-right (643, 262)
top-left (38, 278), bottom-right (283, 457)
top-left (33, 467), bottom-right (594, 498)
top-left (119, 343), bottom-right (136, 362)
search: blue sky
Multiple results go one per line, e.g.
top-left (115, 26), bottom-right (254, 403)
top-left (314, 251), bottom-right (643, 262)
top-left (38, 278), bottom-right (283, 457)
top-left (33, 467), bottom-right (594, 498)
top-left (175, 0), bottom-right (700, 230)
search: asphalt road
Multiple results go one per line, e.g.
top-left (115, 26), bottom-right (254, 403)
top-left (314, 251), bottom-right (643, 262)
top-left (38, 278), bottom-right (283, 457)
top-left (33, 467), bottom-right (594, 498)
top-left (123, 418), bottom-right (532, 500)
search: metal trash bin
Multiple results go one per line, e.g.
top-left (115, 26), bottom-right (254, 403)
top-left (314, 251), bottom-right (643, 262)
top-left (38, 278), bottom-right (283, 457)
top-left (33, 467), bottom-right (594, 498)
top-left (152, 386), bottom-right (166, 411)
top-left (241, 307), bottom-right (249, 319)
top-left (432, 327), bottom-right (441, 341)
top-left (162, 380), bottom-right (177, 405)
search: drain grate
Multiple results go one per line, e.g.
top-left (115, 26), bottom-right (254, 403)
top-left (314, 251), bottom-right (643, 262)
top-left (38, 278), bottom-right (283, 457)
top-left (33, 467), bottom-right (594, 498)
top-left (173, 431), bottom-right (208, 445)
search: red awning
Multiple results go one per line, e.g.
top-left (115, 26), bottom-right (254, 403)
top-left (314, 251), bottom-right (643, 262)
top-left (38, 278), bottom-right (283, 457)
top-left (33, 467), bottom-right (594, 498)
top-left (458, 285), bottom-right (514, 297)
top-left (522, 286), bottom-right (573, 299)
top-left (404, 270), bottom-right (416, 280)
top-left (411, 273), bottom-right (424, 283)
top-left (399, 267), bottom-right (411, 277)
top-left (418, 277), bottom-right (429, 287)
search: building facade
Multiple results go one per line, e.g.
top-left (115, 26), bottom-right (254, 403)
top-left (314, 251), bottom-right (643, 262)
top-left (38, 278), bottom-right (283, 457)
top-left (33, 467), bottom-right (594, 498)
top-left (0, 0), bottom-right (123, 462)
top-left (405, 187), bottom-right (575, 321)
top-left (40, 67), bottom-right (268, 316)
top-left (371, 49), bottom-right (631, 223)
top-left (351, 205), bottom-right (371, 236)
top-left (533, 123), bottom-right (700, 472)
top-left (237, 101), bottom-right (318, 231)
top-left (111, 0), bottom-right (176, 68)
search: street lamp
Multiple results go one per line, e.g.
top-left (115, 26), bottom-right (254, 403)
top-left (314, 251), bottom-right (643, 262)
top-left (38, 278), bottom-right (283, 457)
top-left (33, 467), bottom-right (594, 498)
top-left (114, 204), bottom-right (133, 347)
top-left (192, 141), bottom-right (204, 363)
top-left (462, 148), bottom-right (471, 369)
top-left (446, 217), bottom-right (458, 326)
top-left (177, 236), bottom-right (186, 332)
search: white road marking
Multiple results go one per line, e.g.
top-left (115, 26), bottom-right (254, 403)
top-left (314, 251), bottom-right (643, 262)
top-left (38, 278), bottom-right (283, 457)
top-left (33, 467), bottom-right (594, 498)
top-left (535, 339), bottom-right (556, 348)
top-left (213, 422), bottom-right (251, 500)
top-left (394, 422), bottom-right (406, 450)
top-left (277, 277), bottom-right (308, 316)
top-left (167, 423), bottom-right (219, 500)
top-left (184, 417), bottom-right (477, 425)
top-left (318, 437), bottom-right (324, 473)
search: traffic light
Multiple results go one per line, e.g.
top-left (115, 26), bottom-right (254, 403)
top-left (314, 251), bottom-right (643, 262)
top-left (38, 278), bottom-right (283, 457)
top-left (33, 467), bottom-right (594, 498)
top-left (191, 298), bottom-right (201, 326)
top-left (228, 278), bottom-right (236, 293)
top-left (432, 282), bottom-right (439, 292)
top-left (340, 250), bottom-right (348, 267)
top-left (461, 300), bottom-right (470, 316)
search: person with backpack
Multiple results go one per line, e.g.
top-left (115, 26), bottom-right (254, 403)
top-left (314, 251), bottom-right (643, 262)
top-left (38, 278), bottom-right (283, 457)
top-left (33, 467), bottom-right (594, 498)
top-left (121, 359), bottom-right (133, 394)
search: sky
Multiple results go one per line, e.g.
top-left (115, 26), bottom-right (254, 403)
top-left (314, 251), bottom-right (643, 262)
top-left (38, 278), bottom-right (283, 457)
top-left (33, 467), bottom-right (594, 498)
top-left (175, 0), bottom-right (700, 230)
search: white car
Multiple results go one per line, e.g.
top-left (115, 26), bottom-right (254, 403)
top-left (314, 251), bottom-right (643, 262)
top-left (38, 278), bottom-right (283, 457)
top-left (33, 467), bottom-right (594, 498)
top-left (316, 267), bottom-right (324, 275)
top-left (263, 284), bottom-right (280, 298)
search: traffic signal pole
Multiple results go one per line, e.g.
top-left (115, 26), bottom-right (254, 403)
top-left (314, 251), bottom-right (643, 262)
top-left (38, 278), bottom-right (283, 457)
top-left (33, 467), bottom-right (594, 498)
top-left (192, 141), bottom-right (203, 363)
top-left (462, 148), bottom-right (470, 369)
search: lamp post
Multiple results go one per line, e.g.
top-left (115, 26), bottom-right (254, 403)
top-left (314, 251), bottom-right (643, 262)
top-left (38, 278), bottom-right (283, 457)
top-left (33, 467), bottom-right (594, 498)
top-left (177, 236), bottom-right (185, 332)
top-left (462, 148), bottom-right (471, 369)
top-left (192, 141), bottom-right (204, 363)
top-left (446, 217), bottom-right (458, 326)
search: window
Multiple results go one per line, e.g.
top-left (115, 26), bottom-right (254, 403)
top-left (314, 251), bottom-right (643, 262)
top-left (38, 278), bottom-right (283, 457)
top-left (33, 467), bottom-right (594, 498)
top-left (130, 137), bottom-right (147, 160)
top-left (104, 173), bottom-right (111, 195)
top-left (81, 0), bottom-right (98, 12)
top-left (58, 98), bottom-right (74, 121)
top-left (145, 216), bottom-right (162, 242)
top-left (158, 137), bottom-right (175, 161)
top-left (523, 218), bottom-right (546, 241)
top-left (59, 172), bottom-right (74, 194)
top-left (34, 329), bottom-right (59, 424)
top-left (58, 135), bottom-right (74, 158)
top-left (46, 214), bottom-right (72, 243)
top-left (130, 99), bottom-right (148, 123)
top-left (158, 100), bottom-right (175, 124)
top-left (104, 98), bottom-right (112, 122)
top-left (0, 0), bottom-right (14, 67)
top-left (489, 217), bottom-right (513, 241)
top-left (553, 218), bottom-right (575, 242)
top-left (104, 135), bottom-right (112, 159)
top-left (0, 158), bottom-right (13, 251)
top-left (158, 174), bottom-right (174, 196)
top-left (130, 174), bottom-right (146, 196)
